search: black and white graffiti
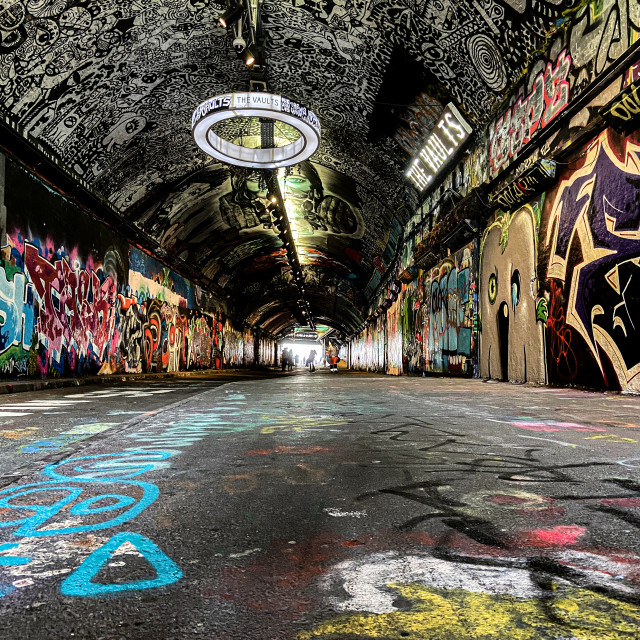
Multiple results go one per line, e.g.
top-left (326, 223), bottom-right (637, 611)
top-left (0, 0), bottom-right (588, 331)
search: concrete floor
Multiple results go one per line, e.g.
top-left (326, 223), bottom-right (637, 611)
top-left (0, 370), bottom-right (639, 639)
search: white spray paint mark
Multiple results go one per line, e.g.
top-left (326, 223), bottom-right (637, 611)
top-left (228, 548), bottom-right (261, 559)
top-left (12, 579), bottom-right (34, 588)
top-left (319, 552), bottom-right (544, 613)
top-left (617, 458), bottom-right (640, 468)
top-left (517, 435), bottom-right (580, 448)
top-left (324, 508), bottom-right (367, 518)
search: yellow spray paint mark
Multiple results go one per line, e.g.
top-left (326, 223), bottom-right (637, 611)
top-left (261, 416), bottom-right (349, 434)
top-left (299, 583), bottom-right (640, 639)
top-left (597, 420), bottom-right (640, 429)
top-left (585, 434), bottom-right (637, 443)
top-left (0, 427), bottom-right (39, 439)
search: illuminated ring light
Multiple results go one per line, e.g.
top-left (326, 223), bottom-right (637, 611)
top-left (192, 92), bottom-right (321, 168)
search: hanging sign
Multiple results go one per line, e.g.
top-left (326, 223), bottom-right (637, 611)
top-left (192, 92), bottom-right (321, 168)
top-left (293, 330), bottom-right (318, 340)
top-left (405, 102), bottom-right (473, 192)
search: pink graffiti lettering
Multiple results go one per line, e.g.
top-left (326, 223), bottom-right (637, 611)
top-left (24, 244), bottom-right (116, 375)
top-left (490, 50), bottom-right (571, 174)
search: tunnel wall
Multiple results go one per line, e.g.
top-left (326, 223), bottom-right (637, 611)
top-left (352, 125), bottom-right (640, 394)
top-left (349, 242), bottom-right (478, 377)
top-left (481, 127), bottom-right (640, 394)
top-left (479, 198), bottom-right (546, 385)
top-left (350, 4), bottom-right (640, 392)
top-left (0, 157), bottom-right (274, 378)
top-left (348, 315), bottom-right (386, 373)
top-left (479, 127), bottom-right (640, 394)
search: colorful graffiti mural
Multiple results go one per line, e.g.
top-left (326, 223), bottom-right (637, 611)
top-left (349, 243), bottom-right (477, 377)
top-left (0, 227), bottom-right (265, 379)
top-left (0, 238), bottom-right (231, 378)
top-left (1, 238), bottom-right (119, 377)
top-left (479, 199), bottom-right (546, 384)
top-left (421, 243), bottom-right (477, 375)
top-left (540, 129), bottom-right (640, 393)
top-left (386, 300), bottom-right (403, 376)
top-left (489, 49), bottom-right (572, 175)
top-left (350, 123), bottom-right (640, 391)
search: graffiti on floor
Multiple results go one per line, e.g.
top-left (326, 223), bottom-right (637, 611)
top-left (359, 416), bottom-right (639, 538)
top-left (0, 392), bottom-right (247, 598)
top-left (0, 450), bottom-right (176, 597)
top-left (19, 422), bottom-right (118, 453)
top-left (0, 426), bottom-right (39, 440)
top-left (300, 412), bottom-right (640, 638)
top-left (60, 532), bottom-right (182, 597)
top-left (300, 552), bottom-right (640, 639)
top-left (123, 393), bottom-right (249, 456)
top-left (299, 411), bottom-right (640, 640)
top-left (0, 386), bottom-right (182, 422)
top-left (223, 464), bottom-right (329, 495)
top-left (506, 419), bottom-right (606, 433)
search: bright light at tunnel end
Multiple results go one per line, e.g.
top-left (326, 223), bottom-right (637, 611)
top-left (192, 92), bottom-right (321, 168)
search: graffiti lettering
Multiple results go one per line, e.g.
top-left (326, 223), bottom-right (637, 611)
top-left (0, 237), bottom-right (237, 378)
top-left (601, 79), bottom-right (640, 132)
top-left (491, 160), bottom-right (556, 212)
top-left (542, 130), bottom-right (640, 392)
top-left (23, 242), bottom-right (117, 376)
top-left (490, 50), bottom-right (571, 174)
top-left (0, 268), bottom-right (35, 356)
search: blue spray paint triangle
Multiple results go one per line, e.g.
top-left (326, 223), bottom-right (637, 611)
top-left (60, 532), bottom-right (182, 596)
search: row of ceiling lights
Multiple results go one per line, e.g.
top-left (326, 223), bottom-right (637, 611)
top-left (266, 172), bottom-right (315, 331)
top-left (218, 2), bottom-right (312, 331)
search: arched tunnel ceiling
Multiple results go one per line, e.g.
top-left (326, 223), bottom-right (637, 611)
top-left (0, 0), bottom-right (580, 335)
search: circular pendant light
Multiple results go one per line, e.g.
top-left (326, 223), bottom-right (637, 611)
top-left (192, 92), bottom-right (321, 168)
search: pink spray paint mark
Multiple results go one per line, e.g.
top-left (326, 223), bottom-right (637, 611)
top-left (600, 498), bottom-right (640, 508)
top-left (522, 525), bottom-right (586, 547)
top-left (509, 420), bottom-right (606, 432)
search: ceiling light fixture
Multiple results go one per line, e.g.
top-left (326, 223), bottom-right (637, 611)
top-left (232, 36), bottom-right (246, 53)
top-left (219, 3), bottom-right (245, 28)
top-left (243, 47), bottom-right (256, 66)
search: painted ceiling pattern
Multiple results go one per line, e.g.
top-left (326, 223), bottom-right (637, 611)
top-left (0, 0), bottom-right (580, 333)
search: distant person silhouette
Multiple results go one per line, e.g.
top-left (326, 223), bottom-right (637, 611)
top-left (306, 349), bottom-right (316, 372)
